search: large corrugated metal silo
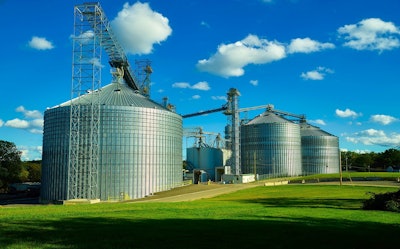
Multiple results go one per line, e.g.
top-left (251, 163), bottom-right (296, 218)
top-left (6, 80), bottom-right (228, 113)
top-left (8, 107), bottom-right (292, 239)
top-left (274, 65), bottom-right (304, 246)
top-left (240, 111), bottom-right (302, 177)
top-left (300, 122), bottom-right (340, 174)
top-left (41, 82), bottom-right (182, 202)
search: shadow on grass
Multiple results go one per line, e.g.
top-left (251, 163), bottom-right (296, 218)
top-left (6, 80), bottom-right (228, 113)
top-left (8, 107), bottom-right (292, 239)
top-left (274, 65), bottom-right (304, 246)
top-left (237, 197), bottom-right (365, 210)
top-left (1, 216), bottom-right (399, 249)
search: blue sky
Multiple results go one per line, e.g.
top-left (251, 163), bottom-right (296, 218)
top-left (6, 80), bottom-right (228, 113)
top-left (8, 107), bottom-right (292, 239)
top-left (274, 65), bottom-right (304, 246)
top-left (0, 0), bottom-right (399, 160)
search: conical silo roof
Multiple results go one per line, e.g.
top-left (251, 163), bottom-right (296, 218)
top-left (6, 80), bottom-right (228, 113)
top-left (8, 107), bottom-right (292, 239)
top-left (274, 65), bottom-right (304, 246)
top-left (245, 111), bottom-right (293, 125)
top-left (55, 83), bottom-right (167, 110)
top-left (299, 123), bottom-right (335, 137)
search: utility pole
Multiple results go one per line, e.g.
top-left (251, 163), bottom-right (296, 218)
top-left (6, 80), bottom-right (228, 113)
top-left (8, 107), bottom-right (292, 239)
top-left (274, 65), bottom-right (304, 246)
top-left (253, 151), bottom-right (257, 181)
top-left (339, 150), bottom-right (342, 186)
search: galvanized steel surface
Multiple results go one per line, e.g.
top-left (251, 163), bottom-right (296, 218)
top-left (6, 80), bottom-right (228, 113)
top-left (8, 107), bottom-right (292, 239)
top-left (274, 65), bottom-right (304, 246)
top-left (186, 147), bottom-right (223, 181)
top-left (300, 123), bottom-right (340, 174)
top-left (240, 112), bottom-right (302, 177)
top-left (57, 83), bottom-right (165, 108)
top-left (41, 83), bottom-right (182, 202)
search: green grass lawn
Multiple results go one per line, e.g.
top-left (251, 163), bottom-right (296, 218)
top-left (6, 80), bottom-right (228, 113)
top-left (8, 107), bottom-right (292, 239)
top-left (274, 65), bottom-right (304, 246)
top-left (1, 184), bottom-right (400, 249)
top-left (288, 172), bottom-right (400, 182)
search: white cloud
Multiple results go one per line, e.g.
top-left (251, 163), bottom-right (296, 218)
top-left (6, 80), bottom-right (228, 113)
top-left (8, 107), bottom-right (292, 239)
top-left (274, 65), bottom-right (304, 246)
top-left (5, 118), bottom-right (30, 129)
top-left (370, 114), bottom-right (398, 125)
top-left (30, 119), bottom-right (44, 128)
top-left (301, 66), bottom-right (333, 80)
top-left (172, 82), bottom-right (191, 89)
top-left (89, 58), bottom-right (104, 68)
top-left (0, 119), bottom-right (3, 127)
top-left (348, 121), bottom-right (363, 126)
top-left (200, 21), bottom-right (210, 28)
top-left (29, 129), bottom-right (43, 134)
top-left (336, 108), bottom-right (361, 118)
top-left (28, 36), bottom-right (54, 50)
top-left (111, 2), bottom-right (172, 55)
top-left (338, 18), bottom-right (400, 52)
top-left (354, 149), bottom-right (371, 154)
top-left (172, 81), bottom-right (210, 91)
top-left (288, 37), bottom-right (335, 54)
top-left (310, 119), bottom-right (326, 126)
top-left (19, 149), bottom-right (30, 161)
top-left (301, 70), bottom-right (323, 80)
top-left (191, 81), bottom-right (210, 91)
top-left (346, 129), bottom-right (400, 147)
top-left (197, 35), bottom-right (336, 78)
top-left (197, 34), bottom-right (286, 77)
top-left (16, 106), bottom-right (43, 119)
top-left (3, 106), bottom-right (43, 134)
top-left (70, 30), bottom-right (95, 44)
top-left (192, 95), bottom-right (201, 100)
top-left (18, 146), bottom-right (42, 161)
top-left (211, 96), bottom-right (227, 101)
top-left (250, 80), bottom-right (258, 86)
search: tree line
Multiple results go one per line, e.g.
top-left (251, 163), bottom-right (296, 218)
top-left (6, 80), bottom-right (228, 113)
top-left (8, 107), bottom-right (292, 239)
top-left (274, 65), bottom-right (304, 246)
top-left (1, 138), bottom-right (400, 191)
top-left (0, 140), bottom-right (41, 192)
top-left (341, 148), bottom-right (400, 172)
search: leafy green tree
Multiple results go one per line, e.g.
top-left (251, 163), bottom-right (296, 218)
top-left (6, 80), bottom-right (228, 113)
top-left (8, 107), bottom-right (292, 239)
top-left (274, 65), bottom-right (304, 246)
top-left (341, 149), bottom-right (400, 171)
top-left (372, 149), bottom-right (400, 170)
top-left (382, 149), bottom-right (400, 166)
top-left (22, 161), bottom-right (41, 182)
top-left (353, 153), bottom-right (374, 171)
top-left (0, 140), bottom-right (22, 191)
top-left (341, 151), bottom-right (357, 170)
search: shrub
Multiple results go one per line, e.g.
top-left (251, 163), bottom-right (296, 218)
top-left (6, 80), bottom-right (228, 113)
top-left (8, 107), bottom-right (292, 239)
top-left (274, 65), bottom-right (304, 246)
top-left (363, 189), bottom-right (400, 212)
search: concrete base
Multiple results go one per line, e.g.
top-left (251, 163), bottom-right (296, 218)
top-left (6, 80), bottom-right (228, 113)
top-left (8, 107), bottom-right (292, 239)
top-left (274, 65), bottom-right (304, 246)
top-left (62, 199), bottom-right (101, 205)
top-left (264, 181), bottom-right (289, 186)
top-left (221, 174), bottom-right (256, 184)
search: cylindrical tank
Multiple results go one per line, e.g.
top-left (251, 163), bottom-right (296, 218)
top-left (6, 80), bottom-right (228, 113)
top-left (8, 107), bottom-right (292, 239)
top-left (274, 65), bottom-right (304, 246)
top-left (186, 147), bottom-right (223, 181)
top-left (240, 111), bottom-right (302, 177)
top-left (41, 83), bottom-right (182, 202)
top-left (300, 122), bottom-right (340, 175)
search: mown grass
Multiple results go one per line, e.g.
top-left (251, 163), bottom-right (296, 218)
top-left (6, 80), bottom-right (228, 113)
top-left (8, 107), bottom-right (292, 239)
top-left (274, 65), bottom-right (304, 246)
top-left (1, 185), bottom-right (400, 249)
top-left (288, 172), bottom-right (400, 183)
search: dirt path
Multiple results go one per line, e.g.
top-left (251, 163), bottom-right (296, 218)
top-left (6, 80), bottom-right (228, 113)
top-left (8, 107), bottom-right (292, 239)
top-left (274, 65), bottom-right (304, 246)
top-left (132, 183), bottom-right (263, 203)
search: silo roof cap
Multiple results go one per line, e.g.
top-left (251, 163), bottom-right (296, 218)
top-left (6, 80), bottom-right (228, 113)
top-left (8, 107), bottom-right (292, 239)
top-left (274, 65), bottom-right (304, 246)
top-left (300, 122), bottom-right (335, 136)
top-left (53, 83), bottom-right (168, 110)
top-left (246, 111), bottom-right (293, 125)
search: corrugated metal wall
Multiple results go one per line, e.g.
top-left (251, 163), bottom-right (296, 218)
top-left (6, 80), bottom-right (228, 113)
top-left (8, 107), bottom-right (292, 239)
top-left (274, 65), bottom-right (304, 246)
top-left (41, 104), bottom-right (182, 202)
top-left (240, 114), bottom-right (302, 177)
top-left (301, 133), bottom-right (340, 175)
top-left (41, 107), bottom-right (70, 201)
top-left (98, 106), bottom-right (182, 200)
top-left (186, 147), bottom-right (223, 181)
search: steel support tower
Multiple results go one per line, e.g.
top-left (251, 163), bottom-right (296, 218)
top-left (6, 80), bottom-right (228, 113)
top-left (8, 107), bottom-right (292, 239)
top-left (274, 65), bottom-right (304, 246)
top-left (69, 3), bottom-right (103, 199)
top-left (135, 59), bottom-right (152, 98)
top-left (226, 88), bottom-right (241, 175)
top-left (69, 2), bottom-right (144, 200)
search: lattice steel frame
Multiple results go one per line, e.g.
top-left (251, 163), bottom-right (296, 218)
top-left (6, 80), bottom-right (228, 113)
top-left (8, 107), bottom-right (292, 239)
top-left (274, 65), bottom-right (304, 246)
top-left (135, 59), bottom-right (152, 98)
top-left (69, 3), bottom-right (102, 199)
top-left (227, 88), bottom-right (241, 175)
